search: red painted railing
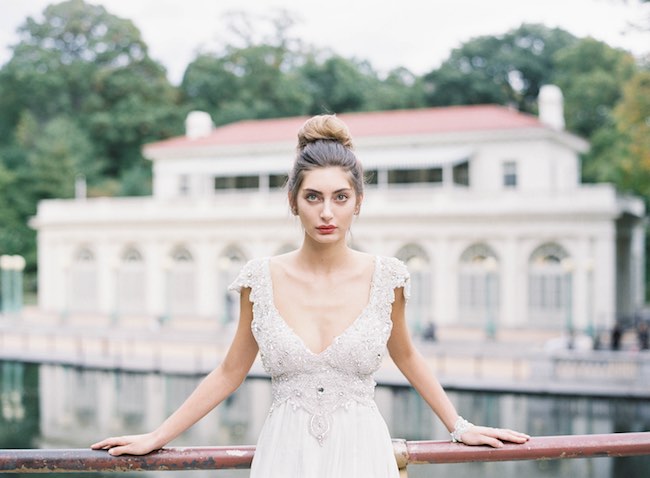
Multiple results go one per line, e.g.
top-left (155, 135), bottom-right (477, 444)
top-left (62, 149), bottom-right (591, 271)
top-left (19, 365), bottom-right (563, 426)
top-left (1, 433), bottom-right (649, 474)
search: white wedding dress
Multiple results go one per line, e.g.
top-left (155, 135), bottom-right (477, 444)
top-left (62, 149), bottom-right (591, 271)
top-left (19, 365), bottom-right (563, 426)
top-left (229, 256), bottom-right (410, 478)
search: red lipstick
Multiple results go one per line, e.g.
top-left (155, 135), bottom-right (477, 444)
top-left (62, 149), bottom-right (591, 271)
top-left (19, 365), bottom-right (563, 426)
top-left (316, 225), bottom-right (337, 234)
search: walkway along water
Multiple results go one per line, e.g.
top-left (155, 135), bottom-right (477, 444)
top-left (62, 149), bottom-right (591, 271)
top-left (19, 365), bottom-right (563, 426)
top-left (1, 319), bottom-right (649, 398)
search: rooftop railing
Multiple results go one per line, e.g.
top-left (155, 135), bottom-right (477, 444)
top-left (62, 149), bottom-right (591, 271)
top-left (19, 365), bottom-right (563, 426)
top-left (1, 432), bottom-right (649, 476)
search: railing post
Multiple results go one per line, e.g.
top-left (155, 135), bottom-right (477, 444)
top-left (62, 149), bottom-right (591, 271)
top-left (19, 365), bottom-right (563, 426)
top-left (392, 438), bottom-right (409, 477)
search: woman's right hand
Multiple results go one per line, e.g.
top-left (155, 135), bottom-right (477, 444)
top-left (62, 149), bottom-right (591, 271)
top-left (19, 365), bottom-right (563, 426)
top-left (90, 432), bottom-right (163, 456)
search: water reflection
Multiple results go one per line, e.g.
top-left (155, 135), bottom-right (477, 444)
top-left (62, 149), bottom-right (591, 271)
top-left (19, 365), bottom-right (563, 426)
top-left (1, 361), bottom-right (649, 478)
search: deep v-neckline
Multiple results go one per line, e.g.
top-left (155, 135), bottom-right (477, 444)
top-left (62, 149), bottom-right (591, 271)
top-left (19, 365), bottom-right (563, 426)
top-left (265, 256), bottom-right (379, 357)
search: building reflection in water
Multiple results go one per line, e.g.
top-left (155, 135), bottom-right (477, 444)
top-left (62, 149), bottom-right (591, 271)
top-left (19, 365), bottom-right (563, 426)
top-left (1, 362), bottom-right (649, 478)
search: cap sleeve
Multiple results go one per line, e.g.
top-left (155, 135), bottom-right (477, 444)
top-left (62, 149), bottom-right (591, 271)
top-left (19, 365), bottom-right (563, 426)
top-left (384, 256), bottom-right (411, 303)
top-left (228, 258), bottom-right (265, 294)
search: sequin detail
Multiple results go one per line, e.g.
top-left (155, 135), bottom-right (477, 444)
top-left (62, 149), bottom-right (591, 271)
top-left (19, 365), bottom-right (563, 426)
top-left (229, 256), bottom-right (410, 445)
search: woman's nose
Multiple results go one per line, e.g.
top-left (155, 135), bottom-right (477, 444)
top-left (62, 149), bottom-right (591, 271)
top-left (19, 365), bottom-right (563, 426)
top-left (320, 201), bottom-right (333, 220)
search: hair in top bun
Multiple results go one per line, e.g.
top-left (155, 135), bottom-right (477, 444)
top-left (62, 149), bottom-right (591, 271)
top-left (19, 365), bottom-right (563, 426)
top-left (288, 115), bottom-right (364, 210)
top-left (297, 115), bottom-right (354, 150)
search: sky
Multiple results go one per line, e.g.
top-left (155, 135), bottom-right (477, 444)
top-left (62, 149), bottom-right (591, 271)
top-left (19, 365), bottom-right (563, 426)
top-left (1, 0), bottom-right (649, 85)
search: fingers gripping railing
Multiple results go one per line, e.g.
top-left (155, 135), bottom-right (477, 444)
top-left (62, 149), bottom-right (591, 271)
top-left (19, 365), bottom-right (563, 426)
top-left (0, 433), bottom-right (649, 475)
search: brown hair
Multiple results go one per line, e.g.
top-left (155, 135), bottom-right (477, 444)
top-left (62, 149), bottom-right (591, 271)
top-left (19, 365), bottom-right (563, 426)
top-left (287, 115), bottom-right (364, 210)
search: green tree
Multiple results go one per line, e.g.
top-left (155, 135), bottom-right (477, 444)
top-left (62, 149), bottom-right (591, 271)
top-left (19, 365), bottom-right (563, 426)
top-left (365, 67), bottom-right (426, 111)
top-left (26, 116), bottom-right (96, 199)
top-left (0, 0), bottom-right (182, 182)
top-left (0, 163), bottom-right (23, 255)
top-left (297, 54), bottom-right (378, 114)
top-left (552, 38), bottom-right (637, 138)
top-left (423, 24), bottom-right (577, 112)
top-left (181, 10), bottom-right (310, 125)
top-left (0, 0), bottom-right (183, 275)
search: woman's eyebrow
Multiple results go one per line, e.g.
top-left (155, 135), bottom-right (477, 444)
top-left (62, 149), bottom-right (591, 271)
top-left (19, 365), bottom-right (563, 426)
top-left (302, 187), bottom-right (352, 194)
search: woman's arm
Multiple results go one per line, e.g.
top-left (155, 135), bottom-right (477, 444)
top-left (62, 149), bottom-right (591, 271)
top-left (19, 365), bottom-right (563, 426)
top-left (91, 288), bottom-right (259, 456)
top-left (387, 287), bottom-right (529, 447)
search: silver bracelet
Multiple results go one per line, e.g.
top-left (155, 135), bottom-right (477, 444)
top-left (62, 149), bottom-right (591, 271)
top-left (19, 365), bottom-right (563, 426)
top-left (450, 416), bottom-right (474, 443)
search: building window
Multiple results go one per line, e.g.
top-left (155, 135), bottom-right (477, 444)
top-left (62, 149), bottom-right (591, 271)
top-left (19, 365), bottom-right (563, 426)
top-left (458, 244), bottom-right (500, 328)
top-left (388, 168), bottom-right (443, 185)
top-left (395, 244), bottom-right (432, 336)
top-left (528, 243), bottom-right (572, 327)
top-left (453, 161), bottom-right (470, 186)
top-left (217, 246), bottom-right (247, 325)
top-left (503, 161), bottom-right (517, 188)
top-left (166, 246), bottom-right (196, 317)
top-left (118, 247), bottom-right (146, 315)
top-left (69, 247), bottom-right (98, 313)
top-left (178, 175), bottom-right (190, 196)
top-left (214, 175), bottom-right (260, 190)
top-left (269, 174), bottom-right (288, 189)
top-left (365, 170), bottom-right (378, 185)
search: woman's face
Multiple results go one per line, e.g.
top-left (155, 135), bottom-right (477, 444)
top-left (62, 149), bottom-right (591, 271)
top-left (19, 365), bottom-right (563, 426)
top-left (292, 166), bottom-right (362, 245)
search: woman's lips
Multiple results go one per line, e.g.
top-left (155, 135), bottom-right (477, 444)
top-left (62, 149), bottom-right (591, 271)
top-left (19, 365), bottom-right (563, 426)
top-left (316, 225), bottom-right (337, 234)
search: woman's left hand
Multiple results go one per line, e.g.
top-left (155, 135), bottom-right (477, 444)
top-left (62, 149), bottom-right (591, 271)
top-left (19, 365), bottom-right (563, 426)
top-left (460, 426), bottom-right (530, 448)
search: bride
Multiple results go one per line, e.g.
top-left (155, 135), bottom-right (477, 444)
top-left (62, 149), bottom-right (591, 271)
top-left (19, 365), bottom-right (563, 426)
top-left (92, 114), bottom-right (529, 477)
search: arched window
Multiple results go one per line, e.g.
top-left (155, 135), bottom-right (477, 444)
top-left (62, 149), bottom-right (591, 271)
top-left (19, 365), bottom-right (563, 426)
top-left (458, 244), bottom-right (500, 331)
top-left (116, 247), bottom-right (146, 316)
top-left (69, 247), bottom-right (98, 313)
top-left (396, 244), bottom-right (432, 336)
top-left (166, 245), bottom-right (196, 318)
top-left (528, 243), bottom-right (572, 327)
top-left (217, 246), bottom-right (248, 325)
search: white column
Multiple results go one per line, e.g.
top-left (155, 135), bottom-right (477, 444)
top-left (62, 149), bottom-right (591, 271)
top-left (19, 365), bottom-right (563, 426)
top-left (194, 239), bottom-right (215, 318)
top-left (594, 226), bottom-right (616, 332)
top-left (146, 240), bottom-right (166, 319)
top-left (631, 220), bottom-right (646, 310)
top-left (517, 238), bottom-right (535, 328)
top-left (574, 236), bottom-right (591, 333)
top-left (435, 238), bottom-right (455, 326)
top-left (501, 237), bottom-right (518, 327)
top-left (96, 238), bottom-right (114, 315)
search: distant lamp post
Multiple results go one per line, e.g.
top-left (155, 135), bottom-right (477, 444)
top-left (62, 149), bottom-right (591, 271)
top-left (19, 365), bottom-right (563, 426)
top-left (110, 260), bottom-right (120, 327)
top-left (160, 257), bottom-right (173, 328)
top-left (483, 256), bottom-right (498, 340)
top-left (218, 256), bottom-right (233, 326)
top-left (585, 258), bottom-right (595, 340)
top-left (561, 257), bottom-right (575, 349)
top-left (0, 255), bottom-right (26, 318)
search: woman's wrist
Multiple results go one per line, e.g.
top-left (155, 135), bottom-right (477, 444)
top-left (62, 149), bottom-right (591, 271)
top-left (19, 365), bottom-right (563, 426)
top-left (450, 416), bottom-right (474, 443)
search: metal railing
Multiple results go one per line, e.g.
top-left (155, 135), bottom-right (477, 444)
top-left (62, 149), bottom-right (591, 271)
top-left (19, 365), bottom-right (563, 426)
top-left (1, 432), bottom-right (649, 476)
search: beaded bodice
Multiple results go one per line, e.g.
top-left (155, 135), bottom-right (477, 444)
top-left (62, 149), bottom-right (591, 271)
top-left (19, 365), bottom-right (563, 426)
top-left (229, 256), bottom-right (410, 444)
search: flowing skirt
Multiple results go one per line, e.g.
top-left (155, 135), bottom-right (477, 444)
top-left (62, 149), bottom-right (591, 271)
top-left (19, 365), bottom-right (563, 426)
top-left (249, 401), bottom-right (400, 478)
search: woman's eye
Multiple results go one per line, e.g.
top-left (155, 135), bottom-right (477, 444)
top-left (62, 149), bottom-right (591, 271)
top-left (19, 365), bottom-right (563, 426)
top-left (305, 194), bottom-right (319, 201)
top-left (336, 194), bottom-right (348, 201)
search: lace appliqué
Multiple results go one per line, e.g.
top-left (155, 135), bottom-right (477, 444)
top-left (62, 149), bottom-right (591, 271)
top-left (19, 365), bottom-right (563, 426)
top-left (229, 256), bottom-right (410, 445)
top-left (272, 370), bottom-right (376, 445)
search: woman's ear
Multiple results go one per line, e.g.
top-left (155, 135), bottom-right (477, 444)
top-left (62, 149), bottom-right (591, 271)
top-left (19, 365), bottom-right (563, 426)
top-left (355, 194), bottom-right (363, 215)
top-left (288, 192), bottom-right (298, 215)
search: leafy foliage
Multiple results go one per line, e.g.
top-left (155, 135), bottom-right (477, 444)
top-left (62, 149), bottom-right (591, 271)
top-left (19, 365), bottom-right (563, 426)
top-left (552, 38), bottom-right (637, 138)
top-left (423, 24), bottom-right (577, 112)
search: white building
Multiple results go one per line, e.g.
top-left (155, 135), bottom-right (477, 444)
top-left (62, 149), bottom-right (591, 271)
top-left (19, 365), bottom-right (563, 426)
top-left (32, 87), bottom-right (646, 339)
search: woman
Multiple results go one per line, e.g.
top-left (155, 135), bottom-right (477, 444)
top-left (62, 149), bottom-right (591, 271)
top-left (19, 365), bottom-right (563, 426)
top-left (91, 114), bottom-right (529, 477)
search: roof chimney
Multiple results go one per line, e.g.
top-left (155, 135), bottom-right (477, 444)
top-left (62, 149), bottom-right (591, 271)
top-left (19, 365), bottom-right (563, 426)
top-left (538, 85), bottom-right (565, 131)
top-left (185, 111), bottom-right (213, 139)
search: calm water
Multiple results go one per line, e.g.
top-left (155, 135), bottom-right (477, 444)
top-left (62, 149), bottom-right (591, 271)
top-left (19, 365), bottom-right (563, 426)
top-left (1, 361), bottom-right (649, 478)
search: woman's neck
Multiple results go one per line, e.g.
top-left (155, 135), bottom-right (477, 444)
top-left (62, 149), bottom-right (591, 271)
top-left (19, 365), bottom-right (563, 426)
top-left (296, 237), bottom-right (353, 273)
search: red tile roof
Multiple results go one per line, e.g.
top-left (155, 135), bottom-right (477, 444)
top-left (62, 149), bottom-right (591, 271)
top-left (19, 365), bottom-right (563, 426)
top-left (145, 105), bottom-right (542, 151)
